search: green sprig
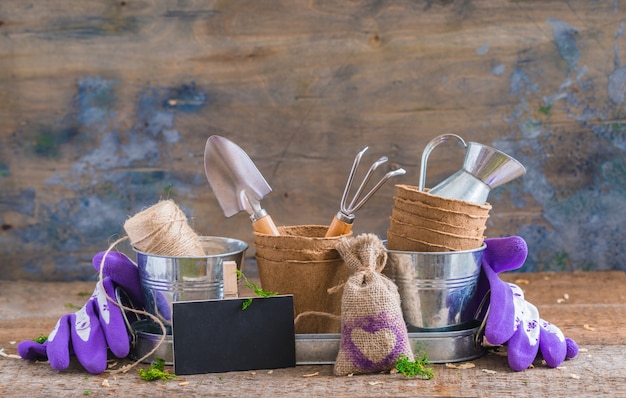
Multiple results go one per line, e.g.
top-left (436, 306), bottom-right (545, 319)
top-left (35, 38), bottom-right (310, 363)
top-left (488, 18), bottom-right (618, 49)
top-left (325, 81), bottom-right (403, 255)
top-left (138, 358), bottom-right (176, 381)
top-left (236, 270), bottom-right (277, 310)
top-left (395, 354), bottom-right (435, 379)
top-left (34, 334), bottom-right (48, 344)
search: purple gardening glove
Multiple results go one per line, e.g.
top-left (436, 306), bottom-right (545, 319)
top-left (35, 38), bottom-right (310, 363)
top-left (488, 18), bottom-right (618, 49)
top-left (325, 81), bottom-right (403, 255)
top-left (18, 251), bottom-right (144, 374)
top-left (479, 236), bottom-right (578, 371)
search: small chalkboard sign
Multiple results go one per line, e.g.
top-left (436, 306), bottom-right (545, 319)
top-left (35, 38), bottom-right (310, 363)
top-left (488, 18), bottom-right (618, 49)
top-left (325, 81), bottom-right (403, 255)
top-left (172, 295), bottom-right (296, 375)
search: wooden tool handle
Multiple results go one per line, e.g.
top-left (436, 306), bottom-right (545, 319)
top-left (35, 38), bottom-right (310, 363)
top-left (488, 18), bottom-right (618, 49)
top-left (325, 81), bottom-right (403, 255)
top-left (252, 214), bottom-right (280, 236)
top-left (325, 214), bottom-right (354, 237)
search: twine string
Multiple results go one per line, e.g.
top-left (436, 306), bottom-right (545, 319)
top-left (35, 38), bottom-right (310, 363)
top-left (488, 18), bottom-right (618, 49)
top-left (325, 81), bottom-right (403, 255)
top-left (124, 200), bottom-right (205, 257)
top-left (99, 200), bottom-right (205, 373)
top-left (97, 237), bottom-right (167, 374)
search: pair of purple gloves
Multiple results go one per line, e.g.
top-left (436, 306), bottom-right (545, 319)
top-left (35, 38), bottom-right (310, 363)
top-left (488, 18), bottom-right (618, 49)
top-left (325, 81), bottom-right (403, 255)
top-left (18, 252), bottom-right (143, 374)
top-left (479, 236), bottom-right (578, 371)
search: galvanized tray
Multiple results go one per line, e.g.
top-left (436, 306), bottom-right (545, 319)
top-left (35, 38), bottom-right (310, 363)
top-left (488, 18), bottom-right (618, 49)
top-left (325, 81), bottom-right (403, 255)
top-left (296, 322), bottom-right (484, 365)
top-left (131, 320), bottom-right (484, 366)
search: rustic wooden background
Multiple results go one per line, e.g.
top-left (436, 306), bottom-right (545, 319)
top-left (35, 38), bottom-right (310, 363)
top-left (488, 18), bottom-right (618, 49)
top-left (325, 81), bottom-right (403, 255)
top-left (0, 0), bottom-right (624, 280)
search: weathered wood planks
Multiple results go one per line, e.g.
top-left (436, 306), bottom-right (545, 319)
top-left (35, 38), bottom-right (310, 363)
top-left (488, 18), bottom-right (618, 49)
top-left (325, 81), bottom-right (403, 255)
top-left (0, 1), bottom-right (624, 279)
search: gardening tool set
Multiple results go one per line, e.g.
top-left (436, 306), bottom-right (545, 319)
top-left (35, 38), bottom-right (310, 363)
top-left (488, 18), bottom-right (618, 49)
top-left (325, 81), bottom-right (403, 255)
top-left (19, 132), bottom-right (579, 376)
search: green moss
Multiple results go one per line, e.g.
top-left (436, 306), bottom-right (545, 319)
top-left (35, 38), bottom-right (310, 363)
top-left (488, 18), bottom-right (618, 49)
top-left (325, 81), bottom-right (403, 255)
top-left (34, 132), bottom-right (58, 157)
top-left (138, 358), bottom-right (176, 381)
top-left (611, 122), bottom-right (623, 133)
top-left (395, 353), bottom-right (435, 379)
top-left (539, 104), bottom-right (552, 115)
top-left (548, 251), bottom-right (570, 271)
top-left (31, 127), bottom-right (79, 158)
top-left (581, 261), bottom-right (595, 271)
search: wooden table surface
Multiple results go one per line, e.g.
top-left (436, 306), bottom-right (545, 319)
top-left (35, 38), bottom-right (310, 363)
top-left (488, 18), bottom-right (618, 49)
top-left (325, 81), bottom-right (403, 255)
top-left (1, 270), bottom-right (624, 397)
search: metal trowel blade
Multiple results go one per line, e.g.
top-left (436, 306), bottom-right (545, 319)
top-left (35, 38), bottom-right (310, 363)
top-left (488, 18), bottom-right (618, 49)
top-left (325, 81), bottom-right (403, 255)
top-left (203, 135), bottom-right (272, 217)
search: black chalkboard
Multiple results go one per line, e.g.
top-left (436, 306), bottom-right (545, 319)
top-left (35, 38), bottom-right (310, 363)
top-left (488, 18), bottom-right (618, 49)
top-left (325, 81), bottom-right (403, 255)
top-left (172, 295), bottom-right (296, 375)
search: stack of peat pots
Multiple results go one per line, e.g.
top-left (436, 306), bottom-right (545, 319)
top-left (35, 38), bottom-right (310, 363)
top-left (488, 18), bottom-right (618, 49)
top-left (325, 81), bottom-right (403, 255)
top-left (254, 225), bottom-right (352, 334)
top-left (387, 184), bottom-right (490, 252)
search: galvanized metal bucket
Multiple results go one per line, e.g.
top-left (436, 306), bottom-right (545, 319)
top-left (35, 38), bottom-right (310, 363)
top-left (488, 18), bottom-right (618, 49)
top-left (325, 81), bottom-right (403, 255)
top-left (384, 244), bottom-right (485, 330)
top-left (134, 236), bottom-right (248, 327)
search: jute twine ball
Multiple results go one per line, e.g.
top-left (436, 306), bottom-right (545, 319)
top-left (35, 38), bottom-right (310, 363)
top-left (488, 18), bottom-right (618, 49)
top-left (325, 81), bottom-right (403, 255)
top-left (123, 199), bottom-right (205, 256)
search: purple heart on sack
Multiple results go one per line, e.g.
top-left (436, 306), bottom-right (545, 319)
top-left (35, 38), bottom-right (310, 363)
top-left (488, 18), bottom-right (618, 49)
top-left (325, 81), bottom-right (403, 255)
top-left (342, 311), bottom-right (407, 371)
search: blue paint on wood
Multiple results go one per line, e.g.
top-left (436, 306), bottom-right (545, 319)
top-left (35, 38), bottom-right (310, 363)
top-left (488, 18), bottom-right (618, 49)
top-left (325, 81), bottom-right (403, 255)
top-left (43, 16), bottom-right (140, 39)
top-left (547, 18), bottom-right (581, 74)
top-left (31, 126), bottom-right (80, 158)
top-left (608, 67), bottom-right (626, 104)
top-left (76, 76), bottom-right (118, 128)
top-left (22, 259), bottom-right (45, 277)
top-left (0, 162), bottom-right (8, 177)
top-left (492, 64), bottom-right (506, 76)
top-left (164, 83), bottom-right (211, 112)
top-left (476, 43), bottom-right (489, 55)
top-left (609, 22), bottom-right (626, 103)
top-left (1, 187), bottom-right (36, 217)
top-left (499, 19), bottom-right (626, 272)
top-left (510, 68), bottom-right (540, 96)
top-left (9, 76), bottom-right (211, 279)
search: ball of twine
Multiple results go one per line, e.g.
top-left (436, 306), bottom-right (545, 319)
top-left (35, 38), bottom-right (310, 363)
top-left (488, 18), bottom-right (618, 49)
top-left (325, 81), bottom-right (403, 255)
top-left (123, 199), bottom-right (205, 256)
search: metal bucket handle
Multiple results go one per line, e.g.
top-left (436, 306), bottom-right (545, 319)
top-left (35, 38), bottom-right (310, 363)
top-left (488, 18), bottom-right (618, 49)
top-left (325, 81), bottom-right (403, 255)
top-left (418, 133), bottom-right (467, 191)
top-left (473, 289), bottom-right (491, 349)
top-left (115, 285), bottom-right (144, 349)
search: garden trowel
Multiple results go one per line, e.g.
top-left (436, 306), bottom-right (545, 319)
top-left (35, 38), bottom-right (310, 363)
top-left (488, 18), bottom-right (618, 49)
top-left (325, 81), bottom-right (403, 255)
top-left (204, 135), bottom-right (280, 236)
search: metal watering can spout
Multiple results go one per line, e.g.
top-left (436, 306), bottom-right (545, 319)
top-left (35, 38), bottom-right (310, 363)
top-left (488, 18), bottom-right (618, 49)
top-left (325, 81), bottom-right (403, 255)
top-left (419, 134), bottom-right (526, 205)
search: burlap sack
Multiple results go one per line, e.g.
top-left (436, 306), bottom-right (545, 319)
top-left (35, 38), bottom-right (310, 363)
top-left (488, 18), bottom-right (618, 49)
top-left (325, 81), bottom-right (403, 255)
top-left (254, 225), bottom-right (352, 334)
top-left (333, 234), bottom-right (414, 376)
